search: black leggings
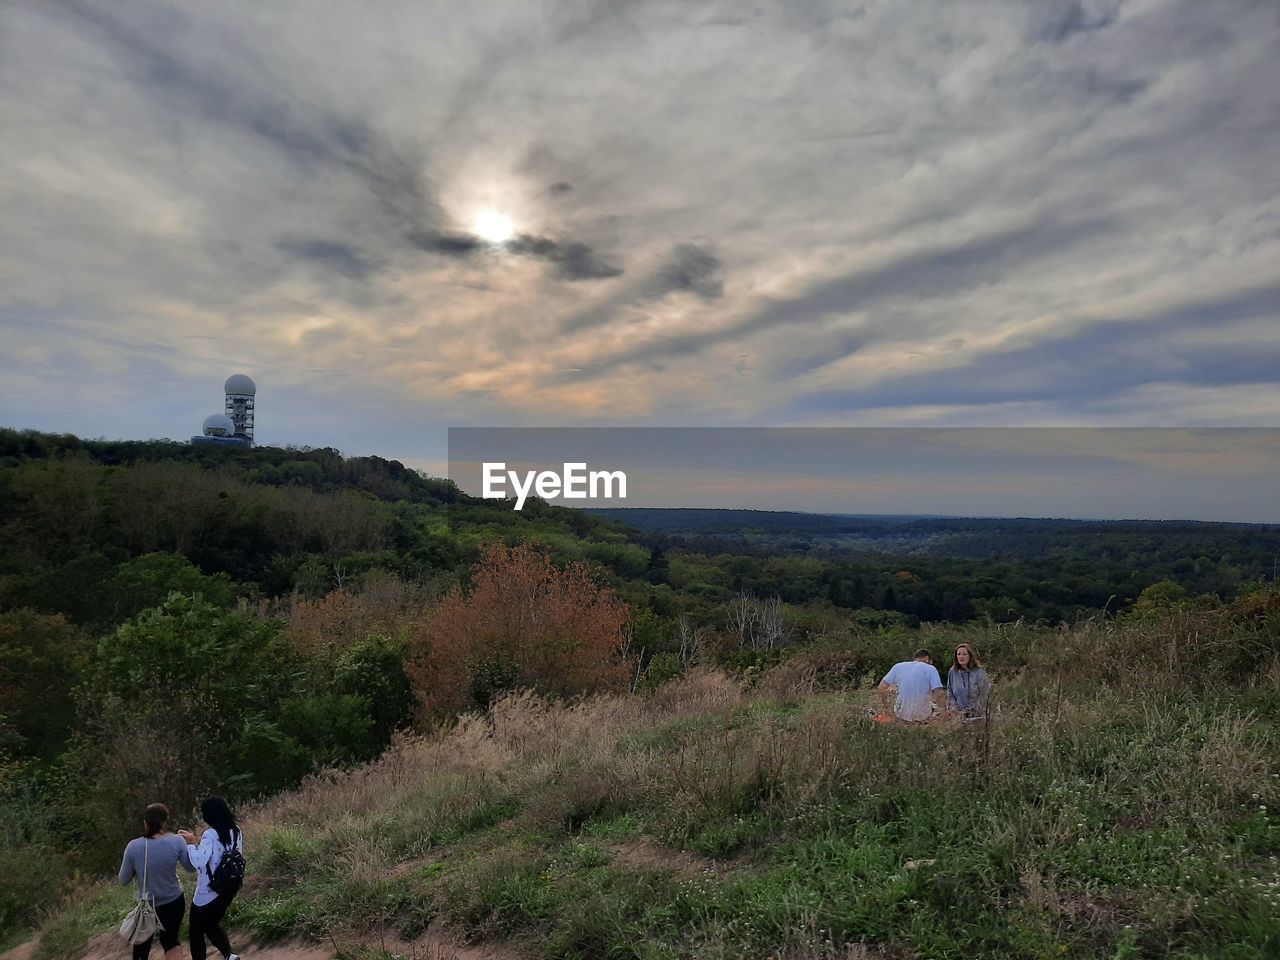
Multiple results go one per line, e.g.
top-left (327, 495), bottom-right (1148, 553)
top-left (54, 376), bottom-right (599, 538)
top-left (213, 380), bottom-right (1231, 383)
top-left (133, 895), bottom-right (184, 960)
top-left (189, 895), bottom-right (235, 960)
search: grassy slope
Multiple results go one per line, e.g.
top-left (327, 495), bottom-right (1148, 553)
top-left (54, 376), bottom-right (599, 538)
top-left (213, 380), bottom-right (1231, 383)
top-left (25, 615), bottom-right (1280, 960)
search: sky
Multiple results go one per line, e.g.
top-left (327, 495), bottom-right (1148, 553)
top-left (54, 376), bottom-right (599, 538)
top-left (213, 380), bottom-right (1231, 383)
top-left (2, 1), bottom-right (1279, 484)
top-left (448, 428), bottom-right (1280, 522)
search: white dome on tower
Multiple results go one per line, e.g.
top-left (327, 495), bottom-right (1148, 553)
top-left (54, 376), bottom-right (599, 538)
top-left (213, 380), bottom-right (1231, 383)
top-left (224, 374), bottom-right (256, 396)
top-left (202, 414), bottom-right (236, 437)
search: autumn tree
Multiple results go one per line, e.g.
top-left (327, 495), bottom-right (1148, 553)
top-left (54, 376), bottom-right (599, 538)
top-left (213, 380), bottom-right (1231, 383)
top-left (411, 542), bottom-right (632, 714)
top-left (279, 570), bottom-right (437, 654)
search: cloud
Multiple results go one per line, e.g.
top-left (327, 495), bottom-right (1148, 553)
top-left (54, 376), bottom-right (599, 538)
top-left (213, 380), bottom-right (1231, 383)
top-left (275, 238), bottom-right (372, 280)
top-left (553, 241), bottom-right (722, 335)
top-left (781, 284), bottom-right (1280, 417)
top-left (650, 243), bottom-right (724, 300)
top-left (1031, 1), bottom-right (1122, 45)
top-left (1, 0), bottom-right (1278, 450)
top-left (568, 217), bottom-right (1113, 376)
top-left (507, 234), bottom-right (623, 280)
top-left (45, 3), bottom-right (618, 289)
top-left (406, 231), bottom-right (483, 255)
top-left (59, 4), bottom-right (439, 228)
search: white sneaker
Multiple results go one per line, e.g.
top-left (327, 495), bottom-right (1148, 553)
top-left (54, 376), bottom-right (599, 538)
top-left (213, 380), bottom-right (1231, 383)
top-left (226, 954), bottom-right (240, 960)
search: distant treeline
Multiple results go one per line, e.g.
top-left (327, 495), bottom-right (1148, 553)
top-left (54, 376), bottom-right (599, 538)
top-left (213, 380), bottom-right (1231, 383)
top-left (595, 506), bottom-right (1280, 620)
top-left (3, 428), bottom-right (1277, 637)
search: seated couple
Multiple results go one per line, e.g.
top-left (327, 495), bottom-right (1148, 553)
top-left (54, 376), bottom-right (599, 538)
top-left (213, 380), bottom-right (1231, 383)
top-left (877, 643), bottom-right (989, 724)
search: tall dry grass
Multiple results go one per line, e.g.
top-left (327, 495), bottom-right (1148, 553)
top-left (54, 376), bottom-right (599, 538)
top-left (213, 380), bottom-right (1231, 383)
top-left (244, 610), bottom-right (1278, 900)
top-left (247, 670), bottom-right (742, 834)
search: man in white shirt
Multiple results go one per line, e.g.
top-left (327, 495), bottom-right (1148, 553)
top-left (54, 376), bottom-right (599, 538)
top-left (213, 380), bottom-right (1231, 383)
top-left (878, 648), bottom-right (945, 723)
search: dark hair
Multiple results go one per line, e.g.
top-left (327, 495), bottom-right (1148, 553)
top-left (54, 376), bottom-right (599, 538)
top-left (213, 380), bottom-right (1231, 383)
top-left (142, 802), bottom-right (169, 838)
top-left (913, 648), bottom-right (932, 662)
top-left (201, 795), bottom-right (238, 846)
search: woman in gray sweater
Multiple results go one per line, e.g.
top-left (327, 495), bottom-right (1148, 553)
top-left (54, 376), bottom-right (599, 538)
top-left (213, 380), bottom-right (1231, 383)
top-left (946, 643), bottom-right (991, 718)
top-left (118, 803), bottom-right (193, 960)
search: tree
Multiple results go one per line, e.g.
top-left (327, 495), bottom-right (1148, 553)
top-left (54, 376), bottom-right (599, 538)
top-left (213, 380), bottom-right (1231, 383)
top-left (1128, 580), bottom-right (1190, 617)
top-left (0, 610), bottom-right (87, 758)
top-left (110, 552), bottom-right (239, 623)
top-left (4, 455), bottom-right (104, 558)
top-left (81, 595), bottom-right (293, 815)
top-left (726, 592), bottom-right (794, 651)
top-left (647, 546), bottom-right (670, 585)
top-left (410, 543), bottom-right (632, 714)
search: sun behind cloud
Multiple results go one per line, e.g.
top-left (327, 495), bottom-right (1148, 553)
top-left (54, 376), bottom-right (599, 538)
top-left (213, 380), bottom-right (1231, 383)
top-left (473, 210), bottom-right (514, 243)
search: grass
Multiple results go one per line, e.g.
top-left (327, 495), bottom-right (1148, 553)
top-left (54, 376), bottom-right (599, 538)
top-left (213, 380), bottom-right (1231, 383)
top-left (15, 605), bottom-right (1280, 959)
top-left (247, 679), bottom-right (1279, 957)
top-left (29, 885), bottom-right (132, 960)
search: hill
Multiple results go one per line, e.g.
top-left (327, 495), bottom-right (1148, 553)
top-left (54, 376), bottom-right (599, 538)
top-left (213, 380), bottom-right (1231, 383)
top-left (2, 427), bottom-right (1279, 958)
top-left (12, 597), bottom-right (1280, 960)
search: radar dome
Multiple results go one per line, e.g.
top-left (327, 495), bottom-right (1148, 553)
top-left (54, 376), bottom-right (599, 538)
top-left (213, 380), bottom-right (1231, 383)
top-left (203, 414), bottom-right (236, 438)
top-left (224, 374), bottom-right (256, 396)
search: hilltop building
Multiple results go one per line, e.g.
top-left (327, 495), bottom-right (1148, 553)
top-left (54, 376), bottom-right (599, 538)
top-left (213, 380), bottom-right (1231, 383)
top-left (192, 375), bottom-right (256, 446)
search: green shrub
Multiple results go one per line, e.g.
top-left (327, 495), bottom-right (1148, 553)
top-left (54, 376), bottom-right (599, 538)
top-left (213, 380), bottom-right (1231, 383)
top-left (0, 842), bottom-right (70, 938)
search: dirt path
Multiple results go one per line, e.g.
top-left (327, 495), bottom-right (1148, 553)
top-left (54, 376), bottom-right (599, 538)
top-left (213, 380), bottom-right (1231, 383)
top-left (56, 933), bottom-right (116, 960)
top-left (361, 929), bottom-right (525, 960)
top-left (1, 928), bottom-right (526, 960)
top-left (243, 929), bottom-right (525, 960)
top-left (383, 851), bottom-right (442, 880)
top-left (0, 941), bottom-right (36, 960)
top-left (605, 839), bottom-right (730, 877)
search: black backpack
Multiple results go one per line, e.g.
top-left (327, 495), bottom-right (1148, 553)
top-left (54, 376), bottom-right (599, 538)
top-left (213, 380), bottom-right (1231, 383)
top-left (207, 828), bottom-right (245, 897)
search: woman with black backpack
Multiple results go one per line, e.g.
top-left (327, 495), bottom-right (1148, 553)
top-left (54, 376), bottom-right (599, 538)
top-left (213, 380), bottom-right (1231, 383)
top-left (178, 796), bottom-right (245, 960)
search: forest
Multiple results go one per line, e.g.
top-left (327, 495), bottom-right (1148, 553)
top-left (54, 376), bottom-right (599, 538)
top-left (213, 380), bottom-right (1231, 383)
top-left (1, 427), bottom-right (1278, 958)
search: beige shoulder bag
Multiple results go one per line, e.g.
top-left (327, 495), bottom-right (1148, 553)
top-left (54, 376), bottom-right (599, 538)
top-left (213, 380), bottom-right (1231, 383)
top-left (119, 838), bottom-right (160, 944)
